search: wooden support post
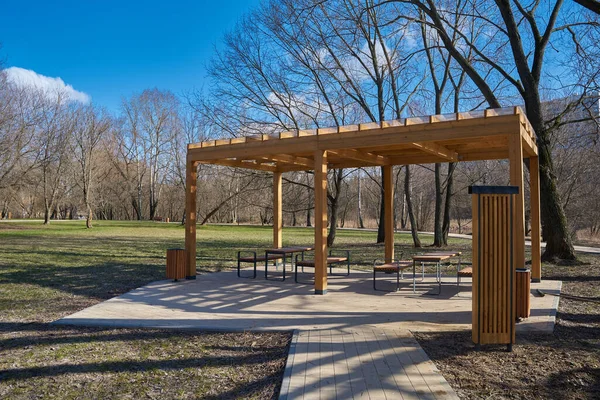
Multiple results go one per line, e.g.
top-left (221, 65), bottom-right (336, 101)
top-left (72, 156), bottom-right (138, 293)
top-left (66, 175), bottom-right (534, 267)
top-left (273, 172), bottom-right (283, 248)
top-left (509, 134), bottom-right (526, 271)
top-left (384, 165), bottom-right (394, 263)
top-left (314, 150), bottom-right (328, 295)
top-left (530, 156), bottom-right (542, 282)
top-left (185, 159), bottom-right (197, 279)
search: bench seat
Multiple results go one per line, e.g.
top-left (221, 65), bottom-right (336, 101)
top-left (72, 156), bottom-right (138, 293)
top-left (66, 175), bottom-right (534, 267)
top-left (238, 254), bottom-right (283, 263)
top-left (296, 256), bottom-right (348, 267)
top-left (373, 261), bottom-right (412, 273)
top-left (373, 261), bottom-right (413, 292)
top-left (458, 266), bottom-right (473, 276)
top-left (294, 252), bottom-right (351, 283)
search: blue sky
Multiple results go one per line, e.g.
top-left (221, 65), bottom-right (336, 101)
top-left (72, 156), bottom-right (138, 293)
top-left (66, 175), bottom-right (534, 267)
top-left (0, 0), bottom-right (260, 112)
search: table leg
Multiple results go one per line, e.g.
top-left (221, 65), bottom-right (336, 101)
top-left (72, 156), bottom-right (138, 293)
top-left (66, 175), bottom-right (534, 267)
top-left (413, 260), bottom-right (416, 293)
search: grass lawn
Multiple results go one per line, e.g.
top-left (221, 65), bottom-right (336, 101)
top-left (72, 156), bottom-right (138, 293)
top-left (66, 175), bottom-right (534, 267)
top-left (0, 220), bottom-right (467, 399)
top-left (2, 220), bottom-right (597, 399)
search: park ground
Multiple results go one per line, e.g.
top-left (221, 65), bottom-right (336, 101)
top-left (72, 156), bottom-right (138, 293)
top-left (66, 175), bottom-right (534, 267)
top-left (0, 221), bottom-right (598, 399)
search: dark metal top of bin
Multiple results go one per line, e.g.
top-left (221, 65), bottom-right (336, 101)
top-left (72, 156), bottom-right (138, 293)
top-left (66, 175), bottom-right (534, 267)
top-left (468, 185), bottom-right (519, 195)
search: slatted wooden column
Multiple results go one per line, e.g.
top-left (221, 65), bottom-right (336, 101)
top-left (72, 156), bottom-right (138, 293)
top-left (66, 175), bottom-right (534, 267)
top-left (273, 172), bottom-right (283, 249)
top-left (185, 159), bottom-right (197, 279)
top-left (470, 186), bottom-right (518, 349)
top-left (384, 165), bottom-right (394, 263)
top-left (314, 150), bottom-right (328, 295)
top-left (530, 156), bottom-right (542, 282)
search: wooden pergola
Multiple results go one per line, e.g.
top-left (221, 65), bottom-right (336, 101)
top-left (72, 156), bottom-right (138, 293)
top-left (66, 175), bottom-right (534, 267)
top-left (185, 106), bottom-right (541, 294)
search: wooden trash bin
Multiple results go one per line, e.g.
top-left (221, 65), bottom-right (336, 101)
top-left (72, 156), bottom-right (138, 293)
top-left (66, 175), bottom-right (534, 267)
top-left (516, 268), bottom-right (531, 318)
top-left (470, 185), bottom-right (518, 351)
top-left (166, 248), bottom-right (186, 281)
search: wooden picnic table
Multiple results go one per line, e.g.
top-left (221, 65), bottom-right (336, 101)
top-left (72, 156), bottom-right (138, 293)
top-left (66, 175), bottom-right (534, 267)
top-left (412, 252), bottom-right (462, 295)
top-left (264, 246), bottom-right (314, 281)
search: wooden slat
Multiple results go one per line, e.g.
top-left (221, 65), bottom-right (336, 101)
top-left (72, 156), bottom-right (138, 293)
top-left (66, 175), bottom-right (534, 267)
top-left (409, 142), bottom-right (459, 161)
top-left (258, 154), bottom-right (313, 168)
top-left (472, 192), bottom-right (479, 344)
top-left (213, 159), bottom-right (278, 172)
top-left (328, 149), bottom-right (389, 166)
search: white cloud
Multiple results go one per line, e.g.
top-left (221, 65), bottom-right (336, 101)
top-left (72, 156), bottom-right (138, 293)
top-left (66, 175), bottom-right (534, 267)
top-left (4, 67), bottom-right (91, 104)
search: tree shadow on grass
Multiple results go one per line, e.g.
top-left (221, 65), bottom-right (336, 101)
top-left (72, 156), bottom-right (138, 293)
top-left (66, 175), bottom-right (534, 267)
top-left (0, 324), bottom-right (291, 400)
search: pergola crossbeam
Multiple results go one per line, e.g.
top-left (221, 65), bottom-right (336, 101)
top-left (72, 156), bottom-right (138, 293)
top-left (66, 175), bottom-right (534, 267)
top-left (328, 149), bottom-right (389, 166)
top-left (409, 142), bottom-right (459, 161)
top-left (210, 159), bottom-right (278, 172)
top-left (257, 154), bottom-right (314, 169)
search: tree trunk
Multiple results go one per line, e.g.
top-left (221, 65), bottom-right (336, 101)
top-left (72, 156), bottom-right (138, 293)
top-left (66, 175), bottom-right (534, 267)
top-left (327, 170), bottom-right (343, 247)
top-left (405, 165), bottom-right (421, 248)
top-left (537, 127), bottom-right (576, 260)
top-left (86, 205), bottom-right (93, 229)
top-left (441, 162), bottom-right (456, 246)
top-left (357, 171), bottom-right (364, 229)
top-left (433, 163), bottom-right (443, 246)
top-left (44, 206), bottom-right (51, 225)
top-left (523, 91), bottom-right (576, 260)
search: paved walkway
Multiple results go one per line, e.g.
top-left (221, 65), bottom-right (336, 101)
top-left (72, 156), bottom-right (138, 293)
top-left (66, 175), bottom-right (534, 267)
top-left (281, 327), bottom-right (457, 400)
top-left (55, 269), bottom-right (561, 399)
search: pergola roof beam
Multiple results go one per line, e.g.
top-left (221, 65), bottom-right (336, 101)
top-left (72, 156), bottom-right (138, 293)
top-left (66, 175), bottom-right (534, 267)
top-left (328, 149), bottom-right (389, 166)
top-left (209, 159), bottom-right (278, 172)
top-left (256, 154), bottom-right (314, 169)
top-left (409, 142), bottom-right (459, 162)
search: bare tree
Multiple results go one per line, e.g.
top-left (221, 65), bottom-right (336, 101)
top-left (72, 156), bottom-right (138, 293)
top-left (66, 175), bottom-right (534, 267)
top-left (383, 0), bottom-right (600, 260)
top-left (72, 105), bottom-right (111, 228)
top-left (120, 89), bottom-right (180, 220)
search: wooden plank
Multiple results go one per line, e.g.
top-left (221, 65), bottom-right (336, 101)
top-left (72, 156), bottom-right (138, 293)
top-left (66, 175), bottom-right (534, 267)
top-left (509, 133), bottom-right (526, 273)
top-left (279, 131), bottom-right (297, 139)
top-left (472, 193), bottom-right (479, 343)
top-left (230, 137), bottom-right (247, 145)
top-left (273, 172), bottom-right (282, 249)
top-left (212, 159), bottom-right (278, 172)
top-left (530, 156), bottom-right (542, 282)
top-left (384, 165), bottom-right (394, 263)
top-left (259, 154), bottom-right (313, 168)
top-left (314, 150), bottom-right (328, 295)
top-left (328, 149), bottom-right (389, 166)
top-left (409, 142), bottom-right (458, 161)
top-left (184, 159), bottom-right (197, 279)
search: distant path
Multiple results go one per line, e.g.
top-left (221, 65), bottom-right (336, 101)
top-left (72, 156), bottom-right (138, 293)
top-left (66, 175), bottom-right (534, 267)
top-left (2, 219), bottom-right (599, 254)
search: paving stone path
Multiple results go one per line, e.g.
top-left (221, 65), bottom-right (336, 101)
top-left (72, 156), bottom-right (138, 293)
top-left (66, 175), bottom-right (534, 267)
top-left (280, 326), bottom-right (458, 400)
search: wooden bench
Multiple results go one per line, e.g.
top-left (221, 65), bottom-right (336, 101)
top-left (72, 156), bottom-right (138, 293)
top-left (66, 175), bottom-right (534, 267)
top-left (373, 261), bottom-right (413, 292)
top-left (237, 251), bottom-right (283, 279)
top-left (457, 266), bottom-right (473, 294)
top-left (294, 250), bottom-right (350, 283)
